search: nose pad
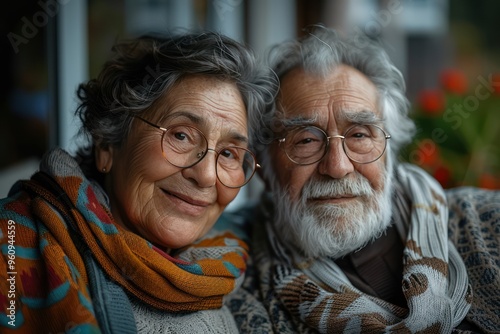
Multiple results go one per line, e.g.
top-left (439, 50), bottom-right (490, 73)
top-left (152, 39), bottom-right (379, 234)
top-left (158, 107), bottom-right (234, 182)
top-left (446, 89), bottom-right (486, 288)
top-left (318, 138), bottom-right (354, 178)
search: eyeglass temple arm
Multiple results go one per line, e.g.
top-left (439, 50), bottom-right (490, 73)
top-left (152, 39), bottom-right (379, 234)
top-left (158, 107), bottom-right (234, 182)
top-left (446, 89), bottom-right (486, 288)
top-left (132, 114), bottom-right (167, 131)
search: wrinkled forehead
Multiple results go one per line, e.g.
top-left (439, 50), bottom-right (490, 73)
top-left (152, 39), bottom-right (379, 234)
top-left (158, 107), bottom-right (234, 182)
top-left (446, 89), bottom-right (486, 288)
top-left (276, 65), bottom-right (382, 124)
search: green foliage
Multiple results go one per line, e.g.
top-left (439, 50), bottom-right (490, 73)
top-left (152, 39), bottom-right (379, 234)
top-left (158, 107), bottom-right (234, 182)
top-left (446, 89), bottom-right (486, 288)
top-left (402, 70), bottom-right (500, 189)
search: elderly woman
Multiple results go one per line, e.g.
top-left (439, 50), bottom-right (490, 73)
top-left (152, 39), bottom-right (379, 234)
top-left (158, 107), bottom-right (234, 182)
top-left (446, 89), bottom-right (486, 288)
top-left (0, 31), bottom-right (276, 333)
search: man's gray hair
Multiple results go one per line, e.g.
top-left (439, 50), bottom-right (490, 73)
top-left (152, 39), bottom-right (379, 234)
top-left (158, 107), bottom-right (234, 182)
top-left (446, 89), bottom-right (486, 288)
top-left (254, 26), bottom-right (415, 182)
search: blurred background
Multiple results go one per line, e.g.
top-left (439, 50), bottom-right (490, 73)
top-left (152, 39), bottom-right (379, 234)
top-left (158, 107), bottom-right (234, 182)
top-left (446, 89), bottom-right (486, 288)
top-left (1, 0), bottom-right (499, 206)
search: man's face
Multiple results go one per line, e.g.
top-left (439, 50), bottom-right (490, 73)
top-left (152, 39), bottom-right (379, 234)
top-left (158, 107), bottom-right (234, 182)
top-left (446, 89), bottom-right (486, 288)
top-left (269, 65), bottom-right (393, 258)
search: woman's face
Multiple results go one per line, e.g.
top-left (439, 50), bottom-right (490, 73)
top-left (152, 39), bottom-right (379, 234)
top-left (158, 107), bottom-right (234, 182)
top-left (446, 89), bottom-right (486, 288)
top-left (101, 76), bottom-right (247, 249)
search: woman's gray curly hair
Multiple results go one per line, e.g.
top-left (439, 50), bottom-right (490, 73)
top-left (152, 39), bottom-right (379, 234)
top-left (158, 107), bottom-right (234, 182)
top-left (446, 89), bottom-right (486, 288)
top-left (75, 31), bottom-right (277, 182)
top-left (255, 26), bottom-right (415, 182)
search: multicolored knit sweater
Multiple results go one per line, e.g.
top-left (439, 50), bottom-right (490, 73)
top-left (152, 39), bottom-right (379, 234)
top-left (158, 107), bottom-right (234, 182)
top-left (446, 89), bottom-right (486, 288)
top-left (227, 164), bottom-right (500, 333)
top-left (0, 149), bottom-right (249, 333)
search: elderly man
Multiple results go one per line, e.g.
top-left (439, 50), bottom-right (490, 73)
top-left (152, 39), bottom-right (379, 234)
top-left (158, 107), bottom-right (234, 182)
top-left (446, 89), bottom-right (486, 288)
top-left (228, 27), bottom-right (500, 333)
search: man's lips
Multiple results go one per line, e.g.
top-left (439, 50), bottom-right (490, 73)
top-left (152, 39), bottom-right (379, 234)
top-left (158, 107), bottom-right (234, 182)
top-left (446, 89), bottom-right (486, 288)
top-left (310, 194), bottom-right (357, 200)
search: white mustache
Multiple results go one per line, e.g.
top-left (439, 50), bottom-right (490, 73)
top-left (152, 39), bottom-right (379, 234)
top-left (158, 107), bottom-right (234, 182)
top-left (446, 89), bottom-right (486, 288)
top-left (302, 174), bottom-right (374, 200)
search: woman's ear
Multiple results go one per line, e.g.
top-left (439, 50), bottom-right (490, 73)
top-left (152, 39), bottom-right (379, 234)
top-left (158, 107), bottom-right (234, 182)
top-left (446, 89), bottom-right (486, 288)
top-left (95, 145), bottom-right (114, 173)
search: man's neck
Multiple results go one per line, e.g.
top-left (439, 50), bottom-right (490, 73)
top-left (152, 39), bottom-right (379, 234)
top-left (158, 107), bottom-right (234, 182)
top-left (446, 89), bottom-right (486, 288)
top-left (334, 223), bottom-right (407, 308)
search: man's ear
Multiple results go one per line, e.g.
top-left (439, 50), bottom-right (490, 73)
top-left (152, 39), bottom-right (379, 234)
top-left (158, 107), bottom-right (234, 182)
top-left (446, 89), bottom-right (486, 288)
top-left (95, 145), bottom-right (114, 173)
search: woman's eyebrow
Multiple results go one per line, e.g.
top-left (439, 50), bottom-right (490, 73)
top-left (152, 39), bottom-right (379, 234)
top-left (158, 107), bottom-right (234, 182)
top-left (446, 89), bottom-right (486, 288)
top-left (226, 131), bottom-right (248, 145)
top-left (161, 111), bottom-right (204, 125)
top-left (165, 111), bottom-right (249, 145)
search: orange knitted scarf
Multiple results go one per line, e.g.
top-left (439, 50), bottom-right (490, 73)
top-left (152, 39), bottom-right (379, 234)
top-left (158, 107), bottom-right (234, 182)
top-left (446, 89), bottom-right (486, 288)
top-left (0, 150), bottom-right (248, 333)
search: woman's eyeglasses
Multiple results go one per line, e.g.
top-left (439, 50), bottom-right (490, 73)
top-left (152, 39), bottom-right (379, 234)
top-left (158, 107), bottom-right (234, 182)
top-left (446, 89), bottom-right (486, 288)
top-left (134, 115), bottom-right (259, 188)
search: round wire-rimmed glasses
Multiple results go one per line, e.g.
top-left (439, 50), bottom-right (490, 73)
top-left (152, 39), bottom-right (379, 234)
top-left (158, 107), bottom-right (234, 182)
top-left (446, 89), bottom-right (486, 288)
top-left (278, 124), bottom-right (391, 165)
top-left (133, 115), bottom-right (259, 188)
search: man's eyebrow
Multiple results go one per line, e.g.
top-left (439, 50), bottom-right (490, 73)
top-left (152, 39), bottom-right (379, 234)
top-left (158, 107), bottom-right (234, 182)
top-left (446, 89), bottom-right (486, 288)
top-left (341, 110), bottom-right (382, 124)
top-left (281, 115), bottom-right (318, 127)
top-left (279, 110), bottom-right (382, 128)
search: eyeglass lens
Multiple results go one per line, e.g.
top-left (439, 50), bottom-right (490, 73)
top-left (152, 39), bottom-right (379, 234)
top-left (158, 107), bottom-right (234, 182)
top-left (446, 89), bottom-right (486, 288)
top-left (343, 125), bottom-right (386, 163)
top-left (283, 125), bottom-right (387, 164)
top-left (161, 125), bottom-right (255, 187)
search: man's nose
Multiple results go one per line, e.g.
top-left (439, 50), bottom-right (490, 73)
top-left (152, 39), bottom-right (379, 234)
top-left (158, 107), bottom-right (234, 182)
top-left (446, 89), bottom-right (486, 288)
top-left (317, 138), bottom-right (355, 179)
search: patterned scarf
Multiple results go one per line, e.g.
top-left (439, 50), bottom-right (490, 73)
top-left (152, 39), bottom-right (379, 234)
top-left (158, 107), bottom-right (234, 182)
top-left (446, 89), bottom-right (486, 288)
top-left (248, 164), bottom-right (473, 333)
top-left (0, 149), bottom-right (248, 333)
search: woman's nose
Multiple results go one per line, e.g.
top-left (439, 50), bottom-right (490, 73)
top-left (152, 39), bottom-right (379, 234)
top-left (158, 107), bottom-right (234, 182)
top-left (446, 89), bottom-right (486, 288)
top-left (181, 149), bottom-right (218, 187)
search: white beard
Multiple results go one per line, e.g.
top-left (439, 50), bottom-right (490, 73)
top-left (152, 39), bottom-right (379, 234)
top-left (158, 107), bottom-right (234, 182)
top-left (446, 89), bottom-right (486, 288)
top-left (272, 168), bottom-right (393, 259)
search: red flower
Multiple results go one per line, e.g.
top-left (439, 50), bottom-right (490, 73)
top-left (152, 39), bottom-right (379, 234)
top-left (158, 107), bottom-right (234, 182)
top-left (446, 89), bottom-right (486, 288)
top-left (479, 174), bottom-right (499, 189)
top-left (492, 73), bottom-right (500, 95)
top-left (418, 89), bottom-right (446, 115)
top-left (440, 69), bottom-right (468, 95)
top-left (434, 165), bottom-right (451, 188)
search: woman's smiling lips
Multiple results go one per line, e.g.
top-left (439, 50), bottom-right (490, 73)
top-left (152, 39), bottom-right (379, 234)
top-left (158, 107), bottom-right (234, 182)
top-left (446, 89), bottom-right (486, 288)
top-left (160, 188), bottom-right (211, 215)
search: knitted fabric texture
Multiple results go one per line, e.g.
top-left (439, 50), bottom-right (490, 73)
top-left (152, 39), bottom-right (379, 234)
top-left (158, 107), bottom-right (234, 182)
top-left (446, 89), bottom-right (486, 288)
top-left (0, 149), bottom-right (248, 333)
top-left (131, 300), bottom-right (239, 333)
top-left (446, 187), bottom-right (500, 333)
top-left (229, 164), bottom-right (500, 333)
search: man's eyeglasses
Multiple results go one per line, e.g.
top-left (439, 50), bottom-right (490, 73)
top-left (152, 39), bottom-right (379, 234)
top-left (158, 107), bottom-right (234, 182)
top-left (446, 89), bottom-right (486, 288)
top-left (133, 115), bottom-right (259, 188)
top-left (278, 124), bottom-right (391, 165)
